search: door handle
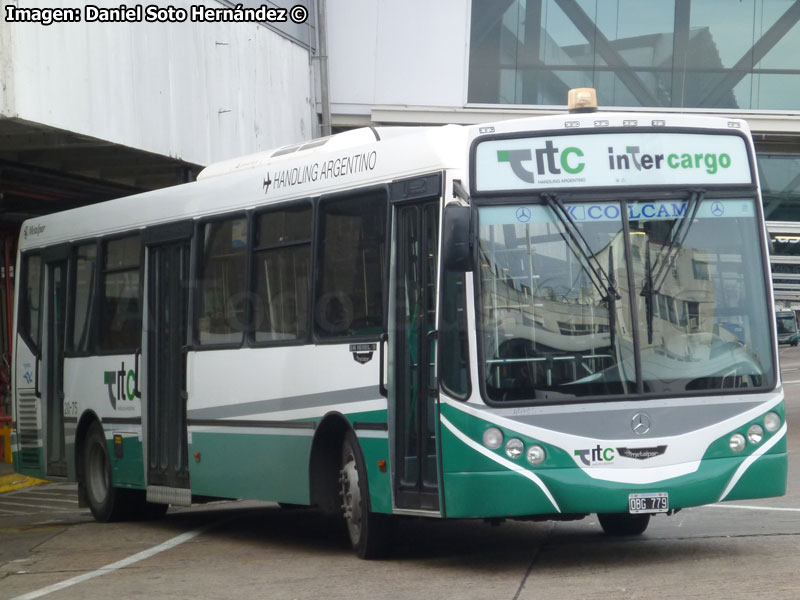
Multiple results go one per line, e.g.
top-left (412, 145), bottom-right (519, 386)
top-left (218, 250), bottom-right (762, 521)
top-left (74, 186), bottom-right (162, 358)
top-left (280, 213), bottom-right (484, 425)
top-left (34, 355), bottom-right (41, 398)
top-left (181, 345), bottom-right (190, 399)
top-left (133, 347), bottom-right (142, 398)
top-left (378, 332), bottom-right (388, 397)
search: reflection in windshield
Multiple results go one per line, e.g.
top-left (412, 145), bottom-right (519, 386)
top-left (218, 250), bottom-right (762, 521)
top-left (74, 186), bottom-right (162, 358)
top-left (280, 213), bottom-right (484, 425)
top-left (478, 198), bottom-right (774, 403)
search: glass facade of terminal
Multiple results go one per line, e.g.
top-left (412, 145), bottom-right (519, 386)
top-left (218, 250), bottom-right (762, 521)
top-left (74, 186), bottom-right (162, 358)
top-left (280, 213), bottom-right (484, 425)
top-left (760, 153), bottom-right (800, 222)
top-left (469, 0), bottom-right (800, 110)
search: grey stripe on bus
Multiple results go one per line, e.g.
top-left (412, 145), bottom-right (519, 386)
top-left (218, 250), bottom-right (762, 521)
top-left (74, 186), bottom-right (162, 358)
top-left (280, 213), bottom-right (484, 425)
top-left (185, 385), bottom-right (381, 421)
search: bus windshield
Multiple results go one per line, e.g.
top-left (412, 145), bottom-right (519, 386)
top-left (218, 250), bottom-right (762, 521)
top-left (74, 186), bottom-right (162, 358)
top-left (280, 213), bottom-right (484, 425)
top-left (478, 196), bottom-right (775, 403)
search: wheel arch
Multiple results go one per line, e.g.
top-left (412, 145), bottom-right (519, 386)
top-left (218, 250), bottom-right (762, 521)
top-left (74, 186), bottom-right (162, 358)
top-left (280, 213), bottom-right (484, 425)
top-left (309, 411), bottom-right (353, 514)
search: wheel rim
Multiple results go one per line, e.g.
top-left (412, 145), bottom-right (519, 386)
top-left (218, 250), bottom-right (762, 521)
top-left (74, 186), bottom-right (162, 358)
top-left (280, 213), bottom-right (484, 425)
top-left (87, 439), bottom-right (109, 504)
top-left (340, 448), bottom-right (362, 545)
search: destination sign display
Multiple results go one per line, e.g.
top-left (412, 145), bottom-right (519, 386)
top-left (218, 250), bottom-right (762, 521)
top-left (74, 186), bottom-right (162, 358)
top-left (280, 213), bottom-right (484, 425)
top-left (474, 132), bottom-right (752, 192)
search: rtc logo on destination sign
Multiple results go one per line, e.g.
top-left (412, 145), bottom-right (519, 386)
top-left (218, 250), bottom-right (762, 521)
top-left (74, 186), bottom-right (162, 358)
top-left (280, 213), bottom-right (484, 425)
top-left (474, 132), bottom-right (752, 191)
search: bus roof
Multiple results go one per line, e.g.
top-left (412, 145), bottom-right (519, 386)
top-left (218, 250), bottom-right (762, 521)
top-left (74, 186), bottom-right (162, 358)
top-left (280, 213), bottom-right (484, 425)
top-left (17, 111), bottom-right (752, 251)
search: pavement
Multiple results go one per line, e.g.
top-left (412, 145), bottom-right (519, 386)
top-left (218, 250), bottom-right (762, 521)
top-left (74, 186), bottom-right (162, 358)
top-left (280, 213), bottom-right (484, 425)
top-left (0, 460), bottom-right (45, 494)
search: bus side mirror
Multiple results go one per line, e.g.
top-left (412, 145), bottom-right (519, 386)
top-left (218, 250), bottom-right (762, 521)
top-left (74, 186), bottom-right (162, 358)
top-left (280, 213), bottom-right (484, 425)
top-left (443, 204), bottom-right (474, 272)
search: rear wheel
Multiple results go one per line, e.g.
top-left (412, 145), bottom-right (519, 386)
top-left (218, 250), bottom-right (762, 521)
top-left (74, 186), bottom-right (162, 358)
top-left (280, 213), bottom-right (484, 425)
top-left (597, 513), bottom-right (651, 536)
top-left (340, 430), bottom-right (393, 559)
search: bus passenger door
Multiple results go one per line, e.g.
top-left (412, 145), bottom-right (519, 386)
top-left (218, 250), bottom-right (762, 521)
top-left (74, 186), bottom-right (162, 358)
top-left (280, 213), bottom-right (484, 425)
top-left (144, 224), bottom-right (192, 505)
top-left (390, 175), bottom-right (442, 511)
top-left (43, 250), bottom-right (69, 477)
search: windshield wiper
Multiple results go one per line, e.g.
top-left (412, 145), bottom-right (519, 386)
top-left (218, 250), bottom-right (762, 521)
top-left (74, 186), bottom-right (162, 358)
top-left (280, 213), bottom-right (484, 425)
top-left (541, 193), bottom-right (621, 304)
top-left (607, 244), bottom-right (618, 354)
top-left (640, 188), bottom-right (705, 345)
top-left (641, 242), bottom-right (655, 344)
top-left (650, 188), bottom-right (705, 292)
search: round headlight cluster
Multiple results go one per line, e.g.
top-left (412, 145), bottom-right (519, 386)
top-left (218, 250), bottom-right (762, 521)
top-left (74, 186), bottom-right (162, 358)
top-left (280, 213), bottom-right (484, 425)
top-left (728, 413), bottom-right (781, 453)
top-left (482, 427), bottom-right (547, 466)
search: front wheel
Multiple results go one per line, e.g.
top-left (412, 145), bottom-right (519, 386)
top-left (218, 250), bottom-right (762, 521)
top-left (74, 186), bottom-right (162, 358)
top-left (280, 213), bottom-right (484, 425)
top-left (83, 422), bottom-right (126, 522)
top-left (340, 431), bottom-right (393, 559)
top-left (83, 422), bottom-right (168, 522)
top-left (597, 513), bottom-right (650, 536)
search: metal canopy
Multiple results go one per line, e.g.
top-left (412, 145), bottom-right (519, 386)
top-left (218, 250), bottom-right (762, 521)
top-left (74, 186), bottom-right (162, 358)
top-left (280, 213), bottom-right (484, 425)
top-left (0, 118), bottom-right (201, 226)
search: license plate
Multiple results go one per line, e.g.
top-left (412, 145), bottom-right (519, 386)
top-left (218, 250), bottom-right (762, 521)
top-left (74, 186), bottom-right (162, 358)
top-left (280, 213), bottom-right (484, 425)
top-left (628, 492), bottom-right (669, 514)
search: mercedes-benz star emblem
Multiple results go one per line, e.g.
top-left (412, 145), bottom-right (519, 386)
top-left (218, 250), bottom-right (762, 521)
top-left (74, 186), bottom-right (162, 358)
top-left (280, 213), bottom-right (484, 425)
top-left (711, 201), bottom-right (724, 217)
top-left (631, 412), bottom-right (652, 435)
top-left (516, 206), bottom-right (532, 223)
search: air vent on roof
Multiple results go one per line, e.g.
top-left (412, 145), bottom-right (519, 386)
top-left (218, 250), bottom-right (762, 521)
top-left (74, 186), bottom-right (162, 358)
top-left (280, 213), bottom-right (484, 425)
top-left (270, 137), bottom-right (330, 158)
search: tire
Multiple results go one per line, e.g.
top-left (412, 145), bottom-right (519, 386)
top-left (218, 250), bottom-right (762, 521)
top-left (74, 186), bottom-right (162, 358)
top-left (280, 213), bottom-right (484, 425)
top-left (597, 513), bottom-right (650, 536)
top-left (340, 430), bottom-right (394, 559)
top-left (83, 422), bottom-right (168, 522)
top-left (83, 422), bottom-right (127, 522)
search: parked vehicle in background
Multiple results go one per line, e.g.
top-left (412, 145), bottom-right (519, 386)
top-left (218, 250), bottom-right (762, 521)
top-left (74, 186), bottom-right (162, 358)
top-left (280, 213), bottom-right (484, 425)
top-left (776, 310), bottom-right (798, 346)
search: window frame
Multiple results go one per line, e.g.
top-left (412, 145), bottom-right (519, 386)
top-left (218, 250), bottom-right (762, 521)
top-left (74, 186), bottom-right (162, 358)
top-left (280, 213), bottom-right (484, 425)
top-left (249, 198), bottom-right (314, 348)
top-left (312, 185), bottom-right (390, 345)
top-left (65, 240), bottom-right (100, 357)
top-left (95, 232), bottom-right (144, 356)
top-left (17, 251), bottom-right (44, 356)
top-left (192, 211), bottom-right (251, 351)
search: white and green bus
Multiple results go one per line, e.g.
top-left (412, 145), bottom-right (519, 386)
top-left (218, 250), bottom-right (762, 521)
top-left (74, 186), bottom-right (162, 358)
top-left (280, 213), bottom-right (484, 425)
top-left (10, 89), bottom-right (787, 558)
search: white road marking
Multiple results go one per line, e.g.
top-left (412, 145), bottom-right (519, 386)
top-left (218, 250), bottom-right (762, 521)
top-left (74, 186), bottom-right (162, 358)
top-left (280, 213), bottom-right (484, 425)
top-left (19, 491), bottom-right (76, 498)
top-left (0, 501), bottom-right (72, 511)
top-left (0, 507), bottom-right (28, 515)
top-left (704, 503), bottom-right (800, 513)
top-left (9, 496), bottom-right (78, 504)
top-left (10, 518), bottom-right (230, 600)
top-left (781, 379), bottom-right (800, 384)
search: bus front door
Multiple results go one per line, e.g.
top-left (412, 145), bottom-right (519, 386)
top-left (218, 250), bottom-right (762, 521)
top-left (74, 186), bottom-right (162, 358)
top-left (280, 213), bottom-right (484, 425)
top-left (144, 230), bottom-right (191, 506)
top-left (43, 253), bottom-right (68, 477)
top-left (392, 197), bottom-right (440, 511)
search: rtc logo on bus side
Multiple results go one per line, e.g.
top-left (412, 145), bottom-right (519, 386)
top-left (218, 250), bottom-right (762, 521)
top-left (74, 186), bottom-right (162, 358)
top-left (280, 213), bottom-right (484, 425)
top-left (104, 361), bottom-right (137, 410)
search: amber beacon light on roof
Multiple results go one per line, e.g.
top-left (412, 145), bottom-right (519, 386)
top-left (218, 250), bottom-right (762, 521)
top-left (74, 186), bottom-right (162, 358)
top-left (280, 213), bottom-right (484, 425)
top-left (568, 87), bottom-right (598, 113)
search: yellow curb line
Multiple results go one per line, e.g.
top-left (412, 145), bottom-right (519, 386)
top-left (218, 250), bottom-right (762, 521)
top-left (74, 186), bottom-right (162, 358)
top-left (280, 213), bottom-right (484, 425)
top-left (0, 473), bottom-right (47, 494)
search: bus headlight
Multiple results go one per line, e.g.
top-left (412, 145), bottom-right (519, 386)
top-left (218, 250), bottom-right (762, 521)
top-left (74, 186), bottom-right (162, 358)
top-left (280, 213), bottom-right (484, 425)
top-left (526, 445), bottom-right (546, 466)
top-left (764, 412), bottom-right (781, 433)
top-left (505, 438), bottom-right (524, 459)
top-left (729, 433), bottom-right (746, 453)
top-left (747, 424), bottom-right (764, 445)
top-left (483, 427), bottom-right (503, 450)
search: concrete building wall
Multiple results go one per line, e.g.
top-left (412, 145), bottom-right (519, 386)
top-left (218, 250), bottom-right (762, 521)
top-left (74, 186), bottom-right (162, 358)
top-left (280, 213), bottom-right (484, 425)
top-left (0, 0), bottom-right (316, 165)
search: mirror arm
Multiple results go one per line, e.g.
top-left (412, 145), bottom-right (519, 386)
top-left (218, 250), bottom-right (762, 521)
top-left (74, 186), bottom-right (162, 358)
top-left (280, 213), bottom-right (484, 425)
top-left (452, 179), bottom-right (471, 204)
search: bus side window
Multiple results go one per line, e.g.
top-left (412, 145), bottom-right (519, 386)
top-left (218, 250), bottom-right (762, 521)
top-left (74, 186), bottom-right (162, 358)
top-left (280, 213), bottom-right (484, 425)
top-left (315, 191), bottom-right (387, 339)
top-left (196, 217), bottom-right (248, 346)
top-left (72, 243), bottom-right (97, 353)
top-left (99, 235), bottom-right (142, 352)
top-left (19, 253), bottom-right (43, 351)
top-left (252, 203), bottom-right (312, 343)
